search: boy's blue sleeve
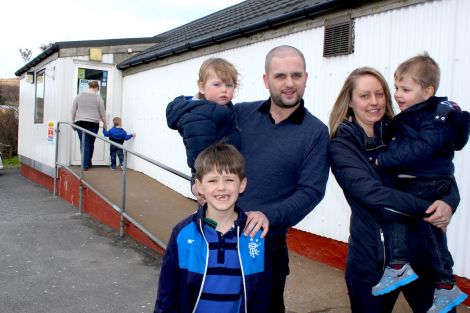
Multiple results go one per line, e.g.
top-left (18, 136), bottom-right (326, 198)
top-left (102, 129), bottom-right (110, 137)
top-left (154, 227), bottom-right (180, 312)
top-left (123, 129), bottom-right (133, 141)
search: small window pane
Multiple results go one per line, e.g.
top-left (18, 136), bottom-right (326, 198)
top-left (34, 71), bottom-right (45, 124)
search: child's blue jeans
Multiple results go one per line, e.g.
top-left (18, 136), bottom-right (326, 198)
top-left (110, 145), bottom-right (124, 169)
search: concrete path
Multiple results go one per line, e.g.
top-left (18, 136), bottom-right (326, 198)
top-left (0, 169), bottom-right (160, 313)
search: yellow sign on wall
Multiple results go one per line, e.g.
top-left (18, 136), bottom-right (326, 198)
top-left (89, 48), bottom-right (102, 61)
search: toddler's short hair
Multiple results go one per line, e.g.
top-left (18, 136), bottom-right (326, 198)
top-left (197, 58), bottom-right (239, 100)
top-left (194, 142), bottom-right (245, 181)
top-left (113, 117), bottom-right (121, 126)
top-left (394, 52), bottom-right (440, 95)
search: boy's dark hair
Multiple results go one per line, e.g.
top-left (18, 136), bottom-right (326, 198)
top-left (194, 142), bottom-right (245, 181)
top-left (394, 52), bottom-right (440, 95)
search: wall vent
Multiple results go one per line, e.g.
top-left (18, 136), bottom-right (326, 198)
top-left (323, 15), bottom-right (354, 57)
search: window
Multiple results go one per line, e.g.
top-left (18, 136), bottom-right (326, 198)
top-left (34, 70), bottom-right (45, 124)
top-left (77, 68), bottom-right (108, 107)
top-left (323, 15), bottom-right (354, 57)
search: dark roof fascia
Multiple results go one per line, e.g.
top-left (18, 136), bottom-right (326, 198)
top-left (15, 44), bottom-right (59, 77)
top-left (117, 0), bottom-right (348, 70)
top-left (15, 37), bottom-right (160, 77)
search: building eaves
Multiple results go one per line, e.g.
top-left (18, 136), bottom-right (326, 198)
top-left (15, 37), bottom-right (161, 77)
top-left (117, 0), bottom-right (364, 70)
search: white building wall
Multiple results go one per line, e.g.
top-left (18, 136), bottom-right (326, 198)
top-left (122, 0), bottom-right (469, 277)
top-left (18, 54), bottom-right (124, 170)
top-left (18, 59), bottom-right (62, 170)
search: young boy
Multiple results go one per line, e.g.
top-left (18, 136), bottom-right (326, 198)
top-left (372, 53), bottom-right (469, 312)
top-left (103, 117), bottom-right (135, 170)
top-left (154, 143), bottom-right (268, 313)
top-left (166, 58), bottom-right (240, 195)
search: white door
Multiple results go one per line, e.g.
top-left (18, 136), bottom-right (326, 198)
top-left (71, 66), bottom-right (112, 166)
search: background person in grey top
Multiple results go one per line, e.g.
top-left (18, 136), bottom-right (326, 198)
top-left (71, 80), bottom-right (107, 170)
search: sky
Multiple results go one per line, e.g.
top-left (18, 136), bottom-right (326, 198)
top-left (0, 0), bottom-right (245, 78)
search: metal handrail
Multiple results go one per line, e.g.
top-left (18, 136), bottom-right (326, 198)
top-left (53, 121), bottom-right (191, 249)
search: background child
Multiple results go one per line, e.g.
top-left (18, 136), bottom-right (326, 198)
top-left (166, 57), bottom-right (241, 195)
top-left (103, 117), bottom-right (135, 170)
top-left (373, 53), bottom-right (469, 312)
top-left (154, 143), bottom-right (268, 313)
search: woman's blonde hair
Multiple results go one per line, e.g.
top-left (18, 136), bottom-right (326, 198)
top-left (197, 58), bottom-right (239, 100)
top-left (329, 67), bottom-right (394, 138)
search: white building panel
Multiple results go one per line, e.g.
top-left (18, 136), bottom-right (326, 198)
top-left (18, 60), bottom-right (60, 169)
top-left (121, 0), bottom-right (469, 277)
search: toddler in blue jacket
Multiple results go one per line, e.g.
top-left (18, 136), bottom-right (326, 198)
top-left (166, 57), bottom-right (240, 197)
top-left (372, 53), bottom-right (469, 312)
top-left (103, 117), bottom-right (135, 170)
top-left (154, 143), bottom-right (268, 313)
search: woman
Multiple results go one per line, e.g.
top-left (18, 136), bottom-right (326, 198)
top-left (328, 67), bottom-right (459, 312)
top-left (71, 80), bottom-right (107, 170)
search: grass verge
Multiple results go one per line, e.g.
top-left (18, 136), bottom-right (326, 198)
top-left (2, 156), bottom-right (19, 169)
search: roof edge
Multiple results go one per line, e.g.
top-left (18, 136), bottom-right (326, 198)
top-left (15, 37), bottom-right (160, 77)
top-left (117, 0), bottom-right (348, 70)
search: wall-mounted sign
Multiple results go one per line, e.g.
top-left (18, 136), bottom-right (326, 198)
top-left (78, 68), bottom-right (86, 79)
top-left (47, 121), bottom-right (55, 144)
top-left (89, 48), bottom-right (102, 61)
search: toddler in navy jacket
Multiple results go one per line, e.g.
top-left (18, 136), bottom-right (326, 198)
top-left (166, 58), bottom-right (240, 196)
top-left (103, 117), bottom-right (135, 170)
top-left (373, 53), bottom-right (469, 312)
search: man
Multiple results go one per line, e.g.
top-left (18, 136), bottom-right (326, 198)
top-left (235, 45), bottom-right (330, 312)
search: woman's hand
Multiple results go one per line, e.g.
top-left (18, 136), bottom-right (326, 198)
top-left (244, 211), bottom-right (269, 239)
top-left (423, 200), bottom-right (453, 232)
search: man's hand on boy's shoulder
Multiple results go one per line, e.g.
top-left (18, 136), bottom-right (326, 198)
top-left (244, 211), bottom-right (269, 239)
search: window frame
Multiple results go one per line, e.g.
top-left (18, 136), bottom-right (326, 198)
top-left (34, 69), bottom-right (46, 124)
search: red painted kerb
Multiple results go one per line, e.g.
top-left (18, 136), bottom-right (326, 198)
top-left (21, 163), bottom-right (470, 305)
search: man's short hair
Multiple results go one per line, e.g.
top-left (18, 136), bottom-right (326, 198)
top-left (195, 142), bottom-right (245, 181)
top-left (265, 45), bottom-right (306, 73)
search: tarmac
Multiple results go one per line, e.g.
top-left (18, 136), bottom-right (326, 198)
top-left (1, 167), bottom-right (469, 313)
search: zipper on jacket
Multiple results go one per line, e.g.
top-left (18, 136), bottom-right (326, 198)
top-left (384, 207), bottom-right (412, 217)
top-left (192, 219), bottom-right (210, 313)
top-left (236, 226), bottom-right (248, 313)
top-left (379, 228), bottom-right (386, 271)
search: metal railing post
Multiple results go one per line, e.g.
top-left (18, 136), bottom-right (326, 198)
top-left (120, 150), bottom-right (128, 237)
top-left (79, 129), bottom-right (85, 214)
top-left (53, 124), bottom-right (60, 197)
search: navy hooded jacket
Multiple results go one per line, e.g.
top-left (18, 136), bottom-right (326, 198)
top-left (378, 96), bottom-right (470, 176)
top-left (329, 119), bottom-right (460, 284)
top-left (166, 96), bottom-right (240, 172)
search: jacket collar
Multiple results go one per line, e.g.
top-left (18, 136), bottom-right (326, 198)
top-left (400, 96), bottom-right (448, 114)
top-left (193, 204), bottom-right (247, 231)
top-left (258, 98), bottom-right (305, 124)
top-left (337, 119), bottom-right (390, 151)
